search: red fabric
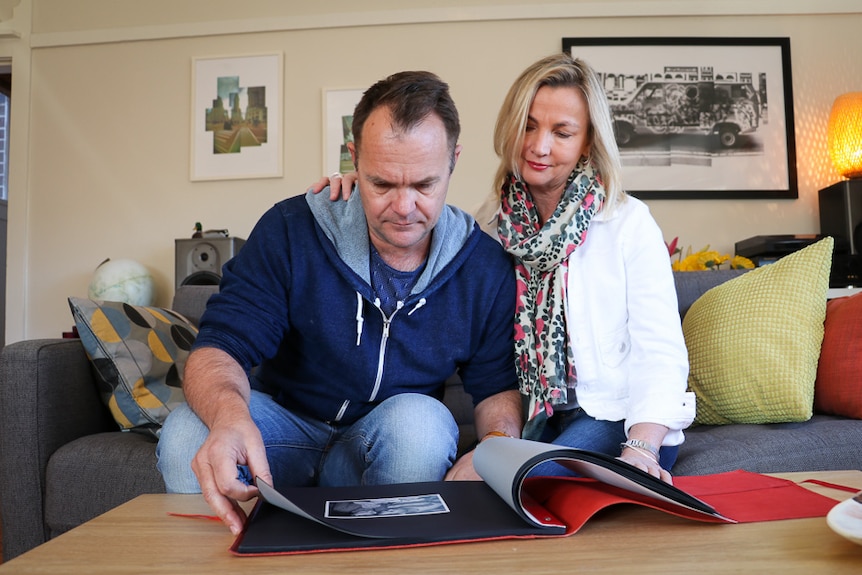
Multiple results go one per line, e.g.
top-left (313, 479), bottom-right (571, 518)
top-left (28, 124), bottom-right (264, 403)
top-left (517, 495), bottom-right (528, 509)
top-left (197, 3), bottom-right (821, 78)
top-left (815, 293), bottom-right (862, 418)
top-left (801, 479), bottom-right (861, 493)
top-left (674, 470), bottom-right (840, 522)
top-left (525, 476), bottom-right (731, 537)
top-left (526, 470), bottom-right (839, 534)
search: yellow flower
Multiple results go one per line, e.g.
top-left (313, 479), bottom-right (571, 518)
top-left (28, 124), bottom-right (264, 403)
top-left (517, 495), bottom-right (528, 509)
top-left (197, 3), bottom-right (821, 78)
top-left (730, 255), bottom-right (755, 269)
top-left (669, 243), bottom-right (748, 271)
top-left (697, 250), bottom-right (729, 269)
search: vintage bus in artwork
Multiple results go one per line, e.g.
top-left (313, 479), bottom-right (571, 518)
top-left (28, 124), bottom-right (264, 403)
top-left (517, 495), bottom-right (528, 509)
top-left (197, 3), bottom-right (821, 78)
top-left (609, 80), bottom-right (762, 148)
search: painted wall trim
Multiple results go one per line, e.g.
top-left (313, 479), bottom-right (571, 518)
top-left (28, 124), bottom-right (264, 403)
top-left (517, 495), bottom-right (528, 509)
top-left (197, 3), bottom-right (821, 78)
top-left (0, 26), bottom-right (20, 39)
top-left (29, 0), bottom-right (862, 48)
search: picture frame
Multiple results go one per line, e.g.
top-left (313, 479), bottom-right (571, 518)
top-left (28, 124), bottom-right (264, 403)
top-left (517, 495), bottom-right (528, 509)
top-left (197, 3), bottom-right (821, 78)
top-left (323, 89), bottom-right (364, 176)
top-left (190, 52), bottom-right (283, 181)
top-left (562, 37), bottom-right (797, 199)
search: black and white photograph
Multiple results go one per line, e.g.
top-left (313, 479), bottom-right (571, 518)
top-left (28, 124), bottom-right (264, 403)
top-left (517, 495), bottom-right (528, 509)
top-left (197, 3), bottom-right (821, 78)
top-left (325, 493), bottom-right (450, 519)
top-left (563, 37), bottom-right (797, 199)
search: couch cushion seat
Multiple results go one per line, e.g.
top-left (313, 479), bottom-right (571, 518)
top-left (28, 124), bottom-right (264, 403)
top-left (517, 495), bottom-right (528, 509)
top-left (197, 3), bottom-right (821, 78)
top-left (673, 414), bottom-right (861, 476)
top-left (44, 432), bottom-right (165, 538)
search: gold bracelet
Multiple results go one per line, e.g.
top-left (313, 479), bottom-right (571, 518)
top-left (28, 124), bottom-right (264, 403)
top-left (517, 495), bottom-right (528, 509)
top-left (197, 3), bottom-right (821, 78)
top-left (480, 430), bottom-right (513, 442)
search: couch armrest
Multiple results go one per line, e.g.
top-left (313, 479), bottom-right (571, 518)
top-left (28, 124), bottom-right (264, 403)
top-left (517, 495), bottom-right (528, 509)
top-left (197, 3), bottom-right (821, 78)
top-left (0, 338), bottom-right (110, 560)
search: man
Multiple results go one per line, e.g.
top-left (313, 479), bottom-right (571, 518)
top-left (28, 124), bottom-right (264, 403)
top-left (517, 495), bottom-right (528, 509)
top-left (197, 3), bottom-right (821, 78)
top-left (157, 71), bottom-right (521, 535)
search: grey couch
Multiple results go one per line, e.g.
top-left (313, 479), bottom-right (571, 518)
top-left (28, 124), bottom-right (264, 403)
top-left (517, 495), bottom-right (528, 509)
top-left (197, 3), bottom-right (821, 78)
top-left (2, 273), bottom-right (861, 560)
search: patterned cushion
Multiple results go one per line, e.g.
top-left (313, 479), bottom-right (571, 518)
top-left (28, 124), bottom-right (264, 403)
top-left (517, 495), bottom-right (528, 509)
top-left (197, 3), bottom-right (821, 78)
top-left (815, 292), bottom-right (862, 419)
top-left (68, 297), bottom-right (197, 436)
top-left (682, 238), bottom-right (833, 425)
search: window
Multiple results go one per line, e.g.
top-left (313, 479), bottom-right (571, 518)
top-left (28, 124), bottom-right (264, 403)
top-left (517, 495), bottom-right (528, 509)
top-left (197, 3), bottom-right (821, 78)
top-left (0, 68), bottom-right (9, 202)
top-left (0, 91), bottom-right (8, 201)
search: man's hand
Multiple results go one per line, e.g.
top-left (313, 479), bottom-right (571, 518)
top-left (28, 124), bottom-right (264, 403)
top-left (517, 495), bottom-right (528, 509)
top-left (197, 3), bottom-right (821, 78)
top-left (444, 449), bottom-right (481, 481)
top-left (445, 390), bottom-right (522, 482)
top-left (191, 418), bottom-right (273, 535)
top-left (307, 172), bottom-right (358, 201)
top-left (183, 347), bottom-right (273, 535)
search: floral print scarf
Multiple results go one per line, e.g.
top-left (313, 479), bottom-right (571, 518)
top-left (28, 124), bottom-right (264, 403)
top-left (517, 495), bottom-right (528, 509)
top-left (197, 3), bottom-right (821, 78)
top-left (498, 157), bottom-right (605, 440)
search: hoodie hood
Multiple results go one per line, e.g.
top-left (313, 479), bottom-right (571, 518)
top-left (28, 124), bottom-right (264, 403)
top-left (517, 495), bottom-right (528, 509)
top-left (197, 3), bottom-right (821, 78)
top-left (305, 187), bottom-right (476, 294)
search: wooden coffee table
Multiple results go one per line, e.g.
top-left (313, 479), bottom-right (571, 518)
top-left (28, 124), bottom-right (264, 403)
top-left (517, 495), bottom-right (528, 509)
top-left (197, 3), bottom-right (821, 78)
top-left (2, 470), bottom-right (861, 574)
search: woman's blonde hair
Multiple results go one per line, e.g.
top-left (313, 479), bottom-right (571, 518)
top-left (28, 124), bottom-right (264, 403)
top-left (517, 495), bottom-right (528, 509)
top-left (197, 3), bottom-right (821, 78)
top-left (491, 53), bottom-right (625, 212)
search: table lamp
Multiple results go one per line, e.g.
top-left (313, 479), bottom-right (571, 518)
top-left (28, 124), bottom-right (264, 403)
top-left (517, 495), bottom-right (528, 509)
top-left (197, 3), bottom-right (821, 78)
top-left (819, 92), bottom-right (862, 286)
top-left (828, 92), bottom-right (862, 179)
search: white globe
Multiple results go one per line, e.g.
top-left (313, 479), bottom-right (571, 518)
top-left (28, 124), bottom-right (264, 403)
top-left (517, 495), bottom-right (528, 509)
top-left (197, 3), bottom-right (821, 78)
top-left (88, 259), bottom-right (156, 306)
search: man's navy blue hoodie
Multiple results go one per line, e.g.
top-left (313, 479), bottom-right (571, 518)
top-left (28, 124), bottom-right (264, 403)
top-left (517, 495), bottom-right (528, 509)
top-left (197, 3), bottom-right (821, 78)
top-left (193, 189), bottom-right (517, 426)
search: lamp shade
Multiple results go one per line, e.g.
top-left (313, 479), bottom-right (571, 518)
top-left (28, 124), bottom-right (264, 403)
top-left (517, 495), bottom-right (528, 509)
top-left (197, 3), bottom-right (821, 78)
top-left (828, 92), bottom-right (862, 179)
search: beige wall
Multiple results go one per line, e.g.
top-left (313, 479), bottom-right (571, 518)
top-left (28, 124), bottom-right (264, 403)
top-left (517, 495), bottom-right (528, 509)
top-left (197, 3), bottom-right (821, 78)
top-left (3, 0), bottom-right (861, 341)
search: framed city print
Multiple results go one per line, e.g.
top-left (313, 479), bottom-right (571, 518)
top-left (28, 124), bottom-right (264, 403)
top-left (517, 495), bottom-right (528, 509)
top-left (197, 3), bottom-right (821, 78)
top-left (191, 52), bottom-right (283, 181)
top-left (324, 88), bottom-right (364, 176)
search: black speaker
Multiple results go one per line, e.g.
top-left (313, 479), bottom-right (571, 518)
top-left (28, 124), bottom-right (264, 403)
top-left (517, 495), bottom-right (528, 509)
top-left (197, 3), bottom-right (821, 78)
top-left (819, 180), bottom-right (862, 287)
top-left (175, 237), bottom-right (246, 289)
top-left (819, 180), bottom-right (862, 254)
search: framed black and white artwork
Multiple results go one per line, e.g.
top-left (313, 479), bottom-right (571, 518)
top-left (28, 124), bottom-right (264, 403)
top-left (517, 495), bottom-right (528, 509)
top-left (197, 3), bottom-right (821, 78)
top-left (562, 37), bottom-right (797, 199)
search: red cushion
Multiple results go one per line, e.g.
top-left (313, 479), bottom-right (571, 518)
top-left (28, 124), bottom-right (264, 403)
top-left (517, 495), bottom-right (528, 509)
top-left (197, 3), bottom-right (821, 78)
top-left (815, 293), bottom-right (862, 418)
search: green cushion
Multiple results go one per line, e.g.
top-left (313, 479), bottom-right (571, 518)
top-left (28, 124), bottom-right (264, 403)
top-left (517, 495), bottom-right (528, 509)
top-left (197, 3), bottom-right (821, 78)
top-left (682, 238), bottom-right (833, 425)
top-left (69, 297), bottom-right (197, 436)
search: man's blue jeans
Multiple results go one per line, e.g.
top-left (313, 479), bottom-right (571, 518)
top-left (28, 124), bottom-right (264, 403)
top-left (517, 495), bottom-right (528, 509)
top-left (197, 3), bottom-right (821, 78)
top-left (156, 390), bottom-right (459, 493)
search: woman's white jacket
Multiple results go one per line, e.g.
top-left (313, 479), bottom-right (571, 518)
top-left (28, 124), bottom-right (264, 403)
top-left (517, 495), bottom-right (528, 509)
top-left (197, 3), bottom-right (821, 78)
top-left (563, 196), bottom-right (695, 445)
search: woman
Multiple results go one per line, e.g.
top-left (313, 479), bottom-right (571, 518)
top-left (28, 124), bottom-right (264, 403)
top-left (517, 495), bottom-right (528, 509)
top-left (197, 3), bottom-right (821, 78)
top-left (478, 53), bottom-right (694, 483)
top-left (314, 54), bottom-right (694, 483)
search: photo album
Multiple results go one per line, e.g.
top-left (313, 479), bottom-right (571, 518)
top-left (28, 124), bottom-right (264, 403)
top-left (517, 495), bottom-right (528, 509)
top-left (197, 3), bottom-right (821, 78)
top-left (231, 436), bottom-right (734, 556)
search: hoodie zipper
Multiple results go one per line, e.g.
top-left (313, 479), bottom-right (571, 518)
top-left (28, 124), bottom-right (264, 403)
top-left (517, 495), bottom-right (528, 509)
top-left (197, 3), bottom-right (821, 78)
top-left (368, 298), bottom-right (400, 402)
top-left (350, 295), bottom-right (429, 409)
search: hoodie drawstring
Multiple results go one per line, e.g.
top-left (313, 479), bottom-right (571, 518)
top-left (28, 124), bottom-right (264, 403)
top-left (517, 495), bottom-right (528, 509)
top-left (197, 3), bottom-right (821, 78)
top-left (408, 298), bottom-right (427, 315)
top-left (355, 292), bottom-right (364, 346)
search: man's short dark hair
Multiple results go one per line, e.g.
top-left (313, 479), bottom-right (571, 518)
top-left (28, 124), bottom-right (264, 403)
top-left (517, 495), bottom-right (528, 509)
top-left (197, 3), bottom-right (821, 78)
top-left (351, 71), bottom-right (460, 170)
